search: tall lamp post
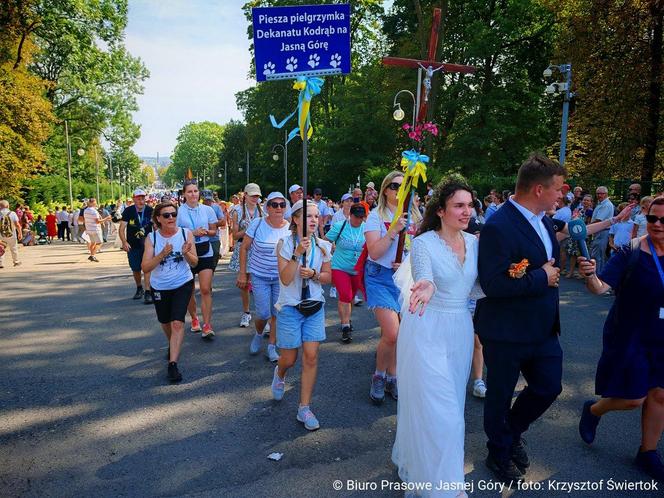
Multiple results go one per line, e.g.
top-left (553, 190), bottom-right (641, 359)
top-left (106, 155), bottom-right (114, 201)
top-left (223, 161), bottom-right (228, 200)
top-left (544, 63), bottom-right (574, 166)
top-left (63, 121), bottom-right (86, 209)
top-left (272, 129), bottom-right (288, 194)
top-left (392, 89), bottom-right (418, 129)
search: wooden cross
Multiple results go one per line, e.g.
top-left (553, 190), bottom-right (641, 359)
top-left (382, 8), bottom-right (476, 123)
top-left (382, 8), bottom-right (476, 262)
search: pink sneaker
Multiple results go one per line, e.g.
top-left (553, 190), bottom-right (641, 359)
top-left (190, 317), bottom-right (202, 333)
top-left (201, 323), bottom-right (215, 339)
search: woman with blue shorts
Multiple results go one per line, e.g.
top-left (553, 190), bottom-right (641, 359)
top-left (271, 200), bottom-right (332, 431)
top-left (364, 171), bottom-right (421, 405)
top-left (237, 192), bottom-right (291, 362)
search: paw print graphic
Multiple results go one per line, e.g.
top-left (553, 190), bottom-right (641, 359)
top-left (329, 53), bottom-right (342, 68)
top-left (285, 57), bottom-right (298, 72)
top-left (262, 62), bottom-right (275, 76)
top-left (308, 53), bottom-right (320, 69)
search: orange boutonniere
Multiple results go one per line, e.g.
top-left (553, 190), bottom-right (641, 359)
top-left (508, 258), bottom-right (530, 279)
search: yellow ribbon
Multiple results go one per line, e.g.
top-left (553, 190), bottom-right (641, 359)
top-left (389, 150), bottom-right (429, 231)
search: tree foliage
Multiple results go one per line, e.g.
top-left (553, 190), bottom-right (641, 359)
top-left (1, 0), bottom-right (148, 204)
top-left (166, 121), bottom-right (226, 186)
top-left (549, 0), bottom-right (664, 186)
top-left (0, 0), bottom-right (54, 200)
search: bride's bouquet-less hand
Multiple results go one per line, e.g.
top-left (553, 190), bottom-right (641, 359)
top-left (408, 279), bottom-right (435, 316)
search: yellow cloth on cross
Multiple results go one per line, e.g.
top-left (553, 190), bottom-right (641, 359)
top-left (389, 149), bottom-right (429, 232)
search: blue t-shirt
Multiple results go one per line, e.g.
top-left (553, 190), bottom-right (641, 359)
top-left (208, 203), bottom-right (225, 242)
top-left (327, 220), bottom-right (365, 274)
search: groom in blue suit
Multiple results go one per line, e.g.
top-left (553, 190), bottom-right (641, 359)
top-left (475, 153), bottom-right (566, 482)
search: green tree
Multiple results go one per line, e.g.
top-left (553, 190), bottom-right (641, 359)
top-left (0, 0), bottom-right (54, 201)
top-left (551, 0), bottom-right (663, 187)
top-left (167, 121), bottom-right (226, 186)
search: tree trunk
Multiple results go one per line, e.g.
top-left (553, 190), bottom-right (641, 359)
top-left (642, 0), bottom-right (663, 189)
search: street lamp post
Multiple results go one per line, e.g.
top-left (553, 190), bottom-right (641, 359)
top-left (246, 151), bottom-right (250, 184)
top-left (224, 161), bottom-right (228, 200)
top-left (107, 155), bottom-right (114, 201)
top-left (272, 129), bottom-right (288, 194)
top-left (64, 122), bottom-right (87, 209)
top-left (392, 89), bottom-right (418, 129)
top-left (544, 63), bottom-right (574, 166)
top-left (93, 147), bottom-right (100, 201)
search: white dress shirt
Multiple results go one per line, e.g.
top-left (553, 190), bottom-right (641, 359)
top-left (510, 198), bottom-right (553, 260)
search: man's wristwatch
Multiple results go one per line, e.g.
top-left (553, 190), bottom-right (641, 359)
top-left (291, 253), bottom-right (299, 262)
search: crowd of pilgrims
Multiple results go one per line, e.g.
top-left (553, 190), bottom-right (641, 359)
top-left (2, 154), bottom-right (663, 492)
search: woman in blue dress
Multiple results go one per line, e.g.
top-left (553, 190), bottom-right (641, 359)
top-left (577, 196), bottom-right (664, 482)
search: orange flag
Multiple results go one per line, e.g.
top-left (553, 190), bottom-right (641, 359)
top-left (186, 168), bottom-right (193, 180)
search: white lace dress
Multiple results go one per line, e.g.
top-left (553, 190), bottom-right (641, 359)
top-left (392, 230), bottom-right (481, 497)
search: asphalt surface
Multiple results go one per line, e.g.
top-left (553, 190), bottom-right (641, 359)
top-left (0, 240), bottom-right (661, 497)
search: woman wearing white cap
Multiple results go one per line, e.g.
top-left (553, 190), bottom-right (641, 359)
top-left (229, 183), bottom-right (264, 328)
top-left (331, 193), bottom-right (353, 224)
top-left (237, 192), bottom-right (290, 361)
top-left (271, 199), bottom-right (332, 431)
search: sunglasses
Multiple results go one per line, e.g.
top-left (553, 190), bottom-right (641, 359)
top-left (160, 212), bottom-right (177, 219)
top-left (646, 214), bottom-right (664, 224)
top-left (387, 182), bottom-right (402, 191)
top-left (268, 201), bottom-right (287, 209)
top-left (350, 209), bottom-right (365, 217)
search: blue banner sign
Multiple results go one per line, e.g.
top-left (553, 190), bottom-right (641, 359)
top-left (252, 4), bottom-right (351, 82)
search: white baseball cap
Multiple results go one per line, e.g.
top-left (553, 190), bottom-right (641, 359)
top-left (266, 192), bottom-right (286, 202)
top-left (290, 199), bottom-right (318, 213)
top-left (341, 193), bottom-right (352, 202)
top-left (366, 182), bottom-right (375, 189)
top-left (133, 188), bottom-right (147, 197)
top-left (288, 184), bottom-right (303, 194)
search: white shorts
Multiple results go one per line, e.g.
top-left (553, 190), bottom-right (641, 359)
top-left (86, 230), bottom-right (103, 244)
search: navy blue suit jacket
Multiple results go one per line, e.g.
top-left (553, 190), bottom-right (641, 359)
top-left (475, 201), bottom-right (561, 344)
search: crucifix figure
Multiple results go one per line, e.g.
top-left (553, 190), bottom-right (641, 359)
top-left (383, 8), bottom-right (476, 124)
top-left (382, 8), bottom-right (476, 262)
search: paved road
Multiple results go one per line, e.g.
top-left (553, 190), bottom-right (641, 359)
top-left (0, 240), bottom-right (661, 497)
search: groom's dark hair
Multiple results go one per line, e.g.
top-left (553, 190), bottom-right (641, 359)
top-left (516, 153), bottom-right (567, 192)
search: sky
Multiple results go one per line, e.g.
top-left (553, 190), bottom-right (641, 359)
top-left (125, 0), bottom-right (253, 158)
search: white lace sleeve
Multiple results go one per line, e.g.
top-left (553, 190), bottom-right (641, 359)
top-left (470, 279), bottom-right (485, 300)
top-left (410, 235), bottom-right (435, 286)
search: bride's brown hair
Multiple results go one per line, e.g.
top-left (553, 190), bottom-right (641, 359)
top-left (418, 174), bottom-right (473, 235)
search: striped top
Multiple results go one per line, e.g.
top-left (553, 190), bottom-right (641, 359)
top-left (245, 217), bottom-right (291, 279)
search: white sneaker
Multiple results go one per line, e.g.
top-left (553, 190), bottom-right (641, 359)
top-left (329, 287), bottom-right (337, 299)
top-left (266, 344), bottom-right (280, 363)
top-left (472, 379), bottom-right (487, 398)
top-left (239, 312), bottom-right (251, 328)
top-left (263, 321), bottom-right (271, 335)
top-left (249, 333), bottom-right (262, 355)
top-left (353, 295), bottom-right (363, 306)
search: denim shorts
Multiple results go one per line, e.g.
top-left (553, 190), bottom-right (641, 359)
top-left (252, 275), bottom-right (280, 320)
top-left (364, 260), bottom-right (399, 313)
top-left (276, 304), bottom-right (325, 349)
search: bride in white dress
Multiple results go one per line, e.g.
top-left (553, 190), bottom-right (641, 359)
top-left (392, 177), bottom-right (482, 497)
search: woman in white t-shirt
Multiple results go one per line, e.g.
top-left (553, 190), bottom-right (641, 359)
top-left (331, 193), bottom-right (353, 224)
top-left (142, 202), bottom-right (198, 383)
top-left (176, 180), bottom-right (219, 340)
top-left (632, 196), bottom-right (654, 239)
top-left (364, 171), bottom-right (422, 405)
top-left (238, 192), bottom-right (291, 362)
top-left (270, 200), bottom-right (332, 431)
top-left (230, 184), bottom-right (264, 328)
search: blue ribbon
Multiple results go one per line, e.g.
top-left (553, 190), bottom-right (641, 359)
top-left (400, 150), bottom-right (429, 171)
top-left (270, 76), bottom-right (324, 143)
